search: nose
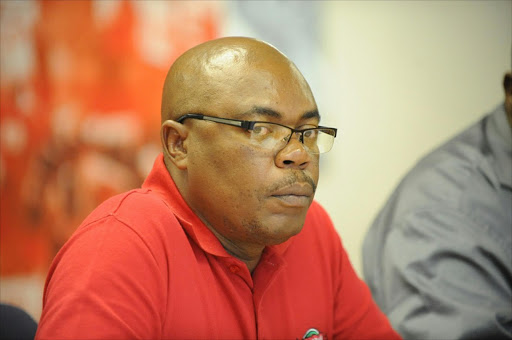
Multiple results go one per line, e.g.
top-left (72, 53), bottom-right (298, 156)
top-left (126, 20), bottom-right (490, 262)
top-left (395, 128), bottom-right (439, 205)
top-left (275, 133), bottom-right (312, 169)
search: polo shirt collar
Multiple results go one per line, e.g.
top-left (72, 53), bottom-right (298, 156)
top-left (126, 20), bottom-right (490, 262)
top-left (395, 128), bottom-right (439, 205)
top-left (142, 154), bottom-right (229, 257)
top-left (142, 154), bottom-right (293, 258)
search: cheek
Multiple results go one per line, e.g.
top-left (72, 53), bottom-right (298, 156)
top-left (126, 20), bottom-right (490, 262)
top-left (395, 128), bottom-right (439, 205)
top-left (215, 145), bottom-right (272, 199)
top-left (188, 142), bottom-right (271, 204)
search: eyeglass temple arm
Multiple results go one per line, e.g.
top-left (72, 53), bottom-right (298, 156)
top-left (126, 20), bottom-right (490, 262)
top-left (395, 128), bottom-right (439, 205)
top-left (178, 114), bottom-right (255, 130)
top-left (176, 114), bottom-right (204, 123)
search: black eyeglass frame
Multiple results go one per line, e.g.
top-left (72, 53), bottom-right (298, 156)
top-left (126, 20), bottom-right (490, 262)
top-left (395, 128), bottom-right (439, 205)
top-left (176, 113), bottom-right (337, 144)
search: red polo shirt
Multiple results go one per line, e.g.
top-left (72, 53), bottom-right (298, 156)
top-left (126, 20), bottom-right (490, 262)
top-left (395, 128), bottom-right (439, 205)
top-left (36, 154), bottom-right (400, 339)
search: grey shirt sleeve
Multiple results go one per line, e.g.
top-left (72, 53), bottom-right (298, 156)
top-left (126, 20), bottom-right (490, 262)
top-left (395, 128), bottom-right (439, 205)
top-left (363, 105), bottom-right (512, 339)
top-left (376, 208), bottom-right (512, 340)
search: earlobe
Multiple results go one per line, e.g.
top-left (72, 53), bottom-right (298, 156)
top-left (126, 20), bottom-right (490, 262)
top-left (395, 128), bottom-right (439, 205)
top-left (161, 120), bottom-right (188, 170)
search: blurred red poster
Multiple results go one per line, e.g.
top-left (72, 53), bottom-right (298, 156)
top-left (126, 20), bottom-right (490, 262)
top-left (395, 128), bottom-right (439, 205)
top-left (0, 0), bottom-right (221, 280)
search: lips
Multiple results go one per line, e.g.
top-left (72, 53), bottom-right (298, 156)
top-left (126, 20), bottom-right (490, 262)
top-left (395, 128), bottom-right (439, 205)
top-left (270, 183), bottom-right (314, 207)
top-left (271, 183), bottom-right (314, 197)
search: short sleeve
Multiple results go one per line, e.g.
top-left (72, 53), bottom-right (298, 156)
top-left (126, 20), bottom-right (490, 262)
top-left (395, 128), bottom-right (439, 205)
top-left (380, 209), bottom-right (512, 339)
top-left (36, 215), bottom-right (167, 339)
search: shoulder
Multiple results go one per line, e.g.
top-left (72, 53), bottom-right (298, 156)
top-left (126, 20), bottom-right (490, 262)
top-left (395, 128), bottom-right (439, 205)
top-left (366, 112), bottom-right (511, 261)
top-left (386, 114), bottom-right (504, 225)
top-left (364, 112), bottom-right (508, 249)
top-left (62, 188), bottom-right (185, 266)
top-left (81, 188), bottom-right (171, 223)
top-left (79, 188), bottom-right (179, 235)
top-left (46, 188), bottom-right (185, 293)
top-left (292, 200), bottom-right (342, 253)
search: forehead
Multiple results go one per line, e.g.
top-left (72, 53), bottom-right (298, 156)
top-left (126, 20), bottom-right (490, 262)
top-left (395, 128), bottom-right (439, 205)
top-left (204, 61), bottom-right (318, 124)
top-left (233, 106), bottom-right (320, 125)
top-left (165, 40), bottom-right (319, 123)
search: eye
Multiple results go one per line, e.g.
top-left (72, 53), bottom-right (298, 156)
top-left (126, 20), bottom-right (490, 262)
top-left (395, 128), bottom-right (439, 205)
top-left (303, 129), bottom-right (318, 139)
top-left (252, 124), bottom-right (272, 136)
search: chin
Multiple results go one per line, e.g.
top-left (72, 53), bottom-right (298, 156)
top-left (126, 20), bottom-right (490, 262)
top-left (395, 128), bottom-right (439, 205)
top-left (242, 210), bottom-right (308, 245)
top-left (264, 218), bottom-right (306, 245)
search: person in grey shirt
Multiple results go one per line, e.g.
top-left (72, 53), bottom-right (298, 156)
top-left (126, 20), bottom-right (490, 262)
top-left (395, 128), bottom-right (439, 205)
top-left (363, 72), bottom-right (512, 340)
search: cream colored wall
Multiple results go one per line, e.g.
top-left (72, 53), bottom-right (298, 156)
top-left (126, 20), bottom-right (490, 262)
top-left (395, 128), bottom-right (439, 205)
top-left (314, 0), bottom-right (512, 276)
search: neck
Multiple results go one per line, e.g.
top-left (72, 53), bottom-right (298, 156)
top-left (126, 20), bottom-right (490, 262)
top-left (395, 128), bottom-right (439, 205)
top-left (163, 157), bottom-right (265, 273)
top-left (224, 246), bottom-right (263, 273)
top-left (206, 225), bottom-right (264, 273)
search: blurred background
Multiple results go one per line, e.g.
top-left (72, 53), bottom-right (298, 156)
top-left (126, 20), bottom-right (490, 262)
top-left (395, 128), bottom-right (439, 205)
top-left (0, 0), bottom-right (510, 321)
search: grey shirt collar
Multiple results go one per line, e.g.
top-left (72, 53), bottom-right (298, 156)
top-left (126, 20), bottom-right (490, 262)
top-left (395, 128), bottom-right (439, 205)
top-left (488, 103), bottom-right (512, 188)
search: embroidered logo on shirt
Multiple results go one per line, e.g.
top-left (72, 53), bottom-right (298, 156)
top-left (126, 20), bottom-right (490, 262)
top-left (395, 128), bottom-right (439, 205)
top-left (302, 328), bottom-right (327, 340)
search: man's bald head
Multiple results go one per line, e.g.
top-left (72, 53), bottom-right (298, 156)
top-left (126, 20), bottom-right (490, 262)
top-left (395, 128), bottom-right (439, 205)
top-left (160, 37), bottom-right (313, 123)
top-left (159, 37), bottom-right (322, 269)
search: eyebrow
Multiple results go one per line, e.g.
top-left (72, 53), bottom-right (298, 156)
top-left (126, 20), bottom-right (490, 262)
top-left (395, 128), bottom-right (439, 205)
top-left (238, 106), bottom-right (321, 121)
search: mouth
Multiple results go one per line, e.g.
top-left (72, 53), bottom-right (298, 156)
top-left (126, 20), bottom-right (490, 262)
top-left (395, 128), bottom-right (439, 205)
top-left (271, 194), bottom-right (312, 207)
top-left (270, 183), bottom-right (314, 208)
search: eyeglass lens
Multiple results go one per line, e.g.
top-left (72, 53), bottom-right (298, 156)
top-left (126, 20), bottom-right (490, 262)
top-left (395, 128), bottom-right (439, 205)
top-left (250, 123), bottom-right (334, 154)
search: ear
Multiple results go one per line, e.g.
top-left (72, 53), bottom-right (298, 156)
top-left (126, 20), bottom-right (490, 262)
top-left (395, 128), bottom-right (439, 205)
top-left (161, 120), bottom-right (189, 170)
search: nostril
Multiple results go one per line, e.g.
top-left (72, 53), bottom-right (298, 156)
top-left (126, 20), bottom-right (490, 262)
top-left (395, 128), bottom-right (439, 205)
top-left (283, 160), bottom-right (293, 165)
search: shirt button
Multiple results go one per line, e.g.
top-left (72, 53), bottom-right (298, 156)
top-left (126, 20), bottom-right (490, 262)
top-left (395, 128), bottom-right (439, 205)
top-left (229, 265), bottom-right (240, 273)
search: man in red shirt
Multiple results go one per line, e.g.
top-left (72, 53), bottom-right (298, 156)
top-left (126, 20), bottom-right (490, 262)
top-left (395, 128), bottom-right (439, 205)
top-left (36, 37), bottom-right (400, 339)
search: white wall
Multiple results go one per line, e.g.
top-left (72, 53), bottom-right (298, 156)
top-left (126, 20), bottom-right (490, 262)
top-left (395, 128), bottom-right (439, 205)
top-left (314, 0), bottom-right (512, 276)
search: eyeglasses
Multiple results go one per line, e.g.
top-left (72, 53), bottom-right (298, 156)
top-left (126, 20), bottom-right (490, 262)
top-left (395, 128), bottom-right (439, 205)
top-left (176, 113), bottom-right (337, 154)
